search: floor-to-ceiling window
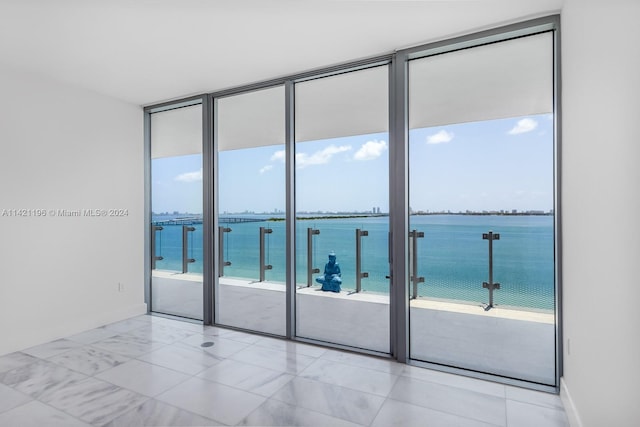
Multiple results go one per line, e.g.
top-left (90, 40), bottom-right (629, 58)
top-left (407, 31), bottom-right (556, 385)
top-left (294, 65), bottom-right (391, 353)
top-left (149, 102), bottom-right (204, 320)
top-left (215, 86), bottom-right (286, 335)
top-left (145, 17), bottom-right (560, 389)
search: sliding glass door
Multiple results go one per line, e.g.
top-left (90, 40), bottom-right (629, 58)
top-left (407, 32), bottom-right (556, 385)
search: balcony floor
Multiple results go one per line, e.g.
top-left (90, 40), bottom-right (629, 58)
top-left (0, 314), bottom-right (568, 426)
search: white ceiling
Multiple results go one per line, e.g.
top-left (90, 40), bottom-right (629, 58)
top-left (0, 0), bottom-right (563, 106)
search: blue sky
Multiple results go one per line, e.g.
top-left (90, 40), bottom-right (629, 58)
top-left (152, 113), bottom-right (553, 215)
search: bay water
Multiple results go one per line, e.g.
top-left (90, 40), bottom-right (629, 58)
top-left (152, 214), bottom-right (555, 311)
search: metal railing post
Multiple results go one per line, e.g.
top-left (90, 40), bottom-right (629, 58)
top-left (482, 230), bottom-right (501, 308)
top-left (151, 225), bottom-right (164, 269)
top-left (409, 229), bottom-right (425, 299)
top-left (182, 225), bottom-right (196, 273)
top-left (355, 228), bottom-right (369, 292)
top-left (218, 226), bottom-right (232, 277)
top-left (259, 226), bottom-right (273, 282)
top-left (307, 227), bottom-right (320, 287)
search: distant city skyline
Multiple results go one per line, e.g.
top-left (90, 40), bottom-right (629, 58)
top-left (152, 208), bottom-right (553, 217)
top-left (152, 114), bottom-right (553, 215)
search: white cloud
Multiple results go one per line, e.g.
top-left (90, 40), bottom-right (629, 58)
top-left (508, 118), bottom-right (538, 135)
top-left (296, 145), bottom-right (351, 168)
top-left (354, 139), bottom-right (387, 161)
top-left (259, 165), bottom-right (273, 174)
top-left (426, 130), bottom-right (454, 144)
top-left (175, 168), bottom-right (202, 182)
top-left (271, 150), bottom-right (286, 162)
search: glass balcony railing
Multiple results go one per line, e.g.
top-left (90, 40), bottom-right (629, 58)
top-left (151, 217), bottom-right (203, 274)
top-left (151, 214), bottom-right (554, 313)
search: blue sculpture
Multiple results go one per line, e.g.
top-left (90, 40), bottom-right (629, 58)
top-left (316, 251), bottom-right (342, 292)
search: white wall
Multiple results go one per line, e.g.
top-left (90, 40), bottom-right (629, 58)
top-left (0, 65), bottom-right (145, 355)
top-left (561, 1), bottom-right (640, 425)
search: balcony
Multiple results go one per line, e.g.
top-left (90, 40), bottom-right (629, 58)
top-left (151, 215), bottom-right (556, 386)
top-left (151, 271), bottom-right (554, 385)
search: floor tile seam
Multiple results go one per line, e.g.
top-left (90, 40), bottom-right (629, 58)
top-left (154, 399), bottom-right (224, 427)
top-left (130, 324), bottom-right (201, 337)
top-left (0, 393), bottom-right (33, 416)
top-left (87, 396), bottom-right (154, 427)
top-left (397, 372), bottom-right (508, 400)
top-left (193, 366), bottom-right (295, 398)
top-left (65, 374), bottom-right (148, 399)
top-left (1, 358), bottom-right (93, 389)
top-left (503, 391), bottom-right (509, 427)
top-left (318, 354), bottom-right (404, 376)
top-left (388, 370), bottom-right (402, 392)
top-left (226, 351), bottom-right (311, 374)
top-left (0, 357), bottom-right (48, 381)
top-left (276, 379), bottom-right (387, 426)
top-left (94, 367), bottom-right (196, 398)
top-left (169, 342), bottom-right (233, 362)
top-left (153, 391), bottom-right (252, 427)
top-left (135, 354), bottom-right (214, 377)
top-left (273, 374), bottom-right (388, 405)
top-left (125, 335), bottom-right (191, 346)
top-left (294, 372), bottom-right (397, 398)
top-left (149, 314), bottom-right (204, 325)
top-left (384, 396), bottom-right (505, 427)
top-left (91, 336), bottom-right (167, 354)
top-left (158, 324), bottom-right (208, 334)
top-left (89, 345), bottom-right (168, 361)
top-left (505, 396), bottom-right (567, 413)
top-left (47, 344), bottom-right (135, 374)
top-left (503, 391), bottom-right (565, 411)
top-left (51, 380), bottom-right (155, 426)
top-left (66, 331), bottom-right (119, 345)
top-left (127, 355), bottom-right (207, 379)
top-left (213, 329), bottom-right (263, 343)
top-left (0, 351), bottom-right (38, 363)
top-left (306, 354), bottom-right (401, 380)
top-left (366, 396), bottom-right (390, 427)
top-left (248, 397), bottom-right (368, 427)
top-left (30, 340), bottom-right (89, 359)
top-left (251, 340), bottom-right (328, 358)
top-left (33, 394), bottom-right (102, 427)
top-left (243, 342), bottom-right (324, 362)
top-left (191, 371), bottom-right (281, 401)
top-left (117, 330), bottom-right (172, 346)
top-left (201, 328), bottom-right (324, 356)
top-left (104, 397), bottom-right (220, 427)
top-left (199, 356), bottom-right (295, 380)
top-left (103, 323), bottom-right (149, 334)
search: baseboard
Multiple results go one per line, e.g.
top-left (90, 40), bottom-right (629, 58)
top-left (561, 378), bottom-right (584, 427)
top-left (102, 303), bottom-right (149, 325)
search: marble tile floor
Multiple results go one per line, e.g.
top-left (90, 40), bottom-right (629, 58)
top-left (0, 315), bottom-right (570, 427)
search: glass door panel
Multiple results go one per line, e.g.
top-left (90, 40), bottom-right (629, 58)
top-left (216, 86), bottom-right (286, 336)
top-left (408, 32), bottom-right (556, 385)
top-left (294, 65), bottom-right (390, 353)
top-left (150, 103), bottom-right (203, 320)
